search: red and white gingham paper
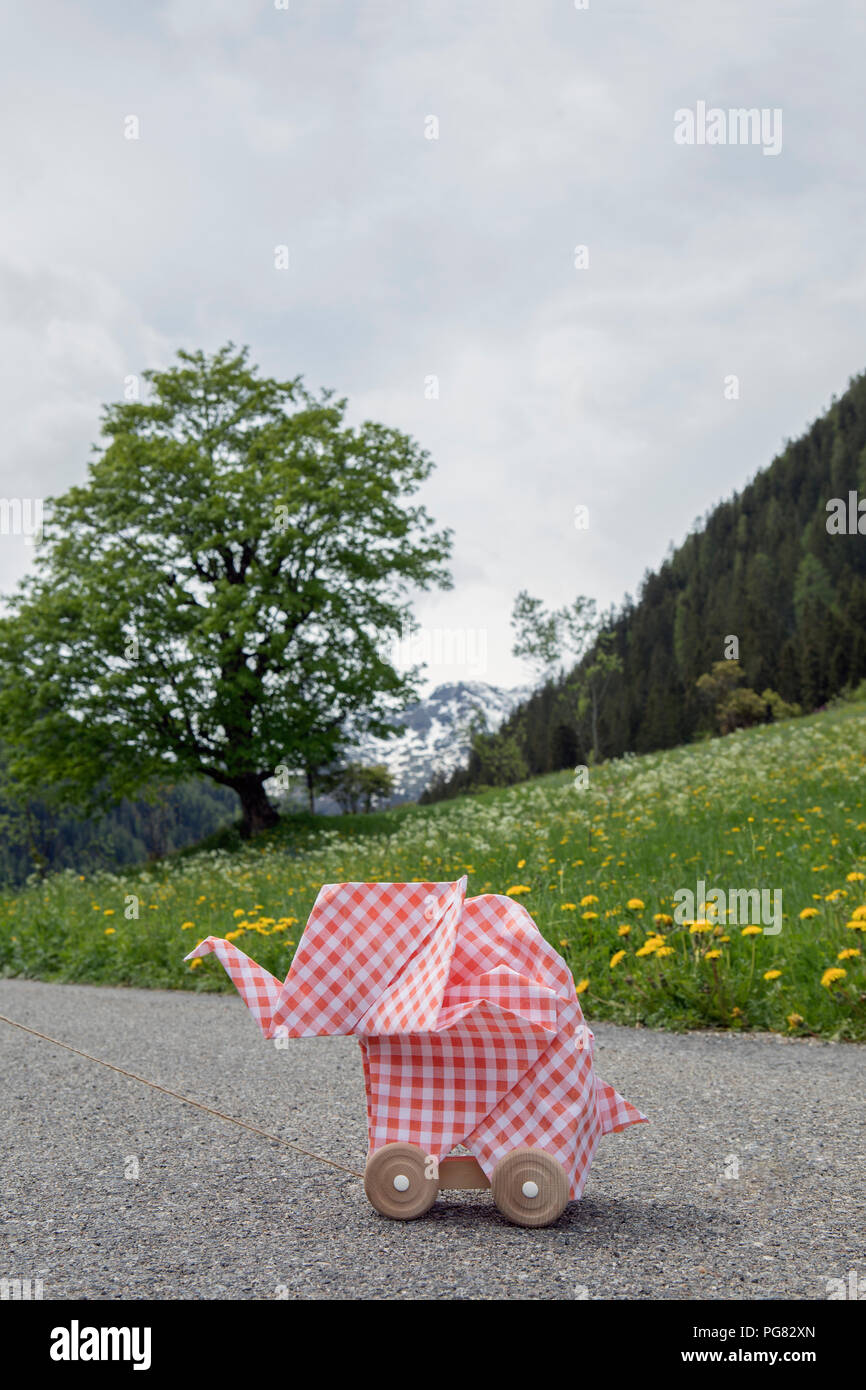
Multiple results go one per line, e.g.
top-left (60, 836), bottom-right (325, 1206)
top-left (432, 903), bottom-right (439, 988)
top-left (186, 878), bottom-right (646, 1198)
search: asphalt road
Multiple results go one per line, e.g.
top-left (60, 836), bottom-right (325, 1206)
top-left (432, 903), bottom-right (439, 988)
top-left (1, 977), bottom-right (863, 1301)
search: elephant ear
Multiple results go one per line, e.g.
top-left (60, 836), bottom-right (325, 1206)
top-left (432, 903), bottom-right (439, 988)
top-left (355, 878), bottom-right (467, 1036)
top-left (270, 878), bottom-right (467, 1038)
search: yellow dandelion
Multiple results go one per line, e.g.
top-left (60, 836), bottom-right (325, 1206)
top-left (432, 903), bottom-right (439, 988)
top-left (617, 923), bottom-right (631, 937)
top-left (705, 949), bottom-right (722, 960)
top-left (517, 859), bottom-right (526, 869)
top-left (799, 907), bottom-right (819, 919)
top-left (787, 1013), bottom-right (804, 1028)
top-left (741, 925), bottom-right (762, 936)
top-left (582, 910), bottom-right (598, 920)
top-left (580, 894), bottom-right (599, 906)
top-left (820, 967), bottom-right (846, 988)
top-left (846, 872), bottom-right (865, 882)
top-left (233, 909), bottom-right (246, 917)
top-left (653, 913), bottom-right (673, 927)
top-left (609, 950), bottom-right (626, 968)
top-left (763, 969), bottom-right (782, 981)
top-left (104, 927), bottom-right (116, 936)
top-left (655, 946), bottom-right (674, 958)
top-left (561, 903), bottom-right (577, 911)
top-left (189, 958), bottom-right (202, 970)
top-left (689, 921), bottom-right (712, 934)
top-left (506, 885), bottom-right (531, 896)
top-left (575, 978), bottom-right (589, 994)
top-left (627, 898), bottom-right (645, 910)
top-left (837, 948), bottom-right (861, 961)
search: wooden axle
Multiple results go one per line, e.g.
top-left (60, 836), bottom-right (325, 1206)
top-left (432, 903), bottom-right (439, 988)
top-left (437, 1155), bottom-right (490, 1189)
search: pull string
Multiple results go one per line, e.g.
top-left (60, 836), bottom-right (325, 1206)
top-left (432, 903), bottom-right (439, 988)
top-left (0, 1011), bottom-right (365, 1179)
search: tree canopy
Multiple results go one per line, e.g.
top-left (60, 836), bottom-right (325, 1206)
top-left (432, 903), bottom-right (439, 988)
top-left (0, 345), bottom-right (452, 834)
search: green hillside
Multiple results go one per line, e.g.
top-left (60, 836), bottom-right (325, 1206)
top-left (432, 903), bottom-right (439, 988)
top-left (2, 698), bottom-right (865, 1040)
top-left (428, 370), bottom-right (866, 799)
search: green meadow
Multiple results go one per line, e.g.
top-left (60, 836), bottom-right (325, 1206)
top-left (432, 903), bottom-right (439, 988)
top-left (2, 701), bottom-right (865, 1040)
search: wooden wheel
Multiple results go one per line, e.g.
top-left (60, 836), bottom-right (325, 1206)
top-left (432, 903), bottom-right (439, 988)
top-left (364, 1143), bottom-right (439, 1220)
top-left (491, 1148), bottom-right (569, 1228)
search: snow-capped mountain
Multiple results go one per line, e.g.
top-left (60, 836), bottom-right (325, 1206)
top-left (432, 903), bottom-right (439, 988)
top-left (354, 680), bottom-right (531, 804)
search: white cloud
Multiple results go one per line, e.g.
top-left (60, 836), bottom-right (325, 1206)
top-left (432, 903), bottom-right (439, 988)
top-left (2, 0), bottom-right (865, 687)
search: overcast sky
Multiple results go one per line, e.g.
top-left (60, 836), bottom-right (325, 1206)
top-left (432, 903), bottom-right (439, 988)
top-left (2, 0), bottom-right (865, 691)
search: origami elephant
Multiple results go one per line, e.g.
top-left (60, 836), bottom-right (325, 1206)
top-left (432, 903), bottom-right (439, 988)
top-left (185, 876), bottom-right (646, 1226)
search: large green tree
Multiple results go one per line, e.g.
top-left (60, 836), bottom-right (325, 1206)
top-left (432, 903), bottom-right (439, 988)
top-left (0, 345), bottom-right (452, 835)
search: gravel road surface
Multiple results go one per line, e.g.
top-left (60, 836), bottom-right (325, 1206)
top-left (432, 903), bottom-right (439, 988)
top-left (1, 977), bottom-right (863, 1300)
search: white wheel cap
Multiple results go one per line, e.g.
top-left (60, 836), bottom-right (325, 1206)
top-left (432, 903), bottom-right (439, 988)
top-left (393, 1174), bottom-right (410, 1192)
top-left (522, 1180), bottom-right (540, 1199)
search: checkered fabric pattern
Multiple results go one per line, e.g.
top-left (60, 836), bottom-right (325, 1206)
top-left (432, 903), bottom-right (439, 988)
top-left (185, 934), bottom-right (284, 1035)
top-left (186, 878), bottom-right (646, 1198)
top-left (186, 879), bottom-right (463, 1038)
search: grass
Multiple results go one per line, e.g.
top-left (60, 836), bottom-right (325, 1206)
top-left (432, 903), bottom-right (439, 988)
top-left (2, 701), bottom-right (865, 1039)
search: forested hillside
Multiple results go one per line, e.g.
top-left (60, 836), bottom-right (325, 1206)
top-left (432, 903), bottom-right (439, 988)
top-left (0, 771), bottom-right (236, 886)
top-left (426, 371), bottom-right (866, 800)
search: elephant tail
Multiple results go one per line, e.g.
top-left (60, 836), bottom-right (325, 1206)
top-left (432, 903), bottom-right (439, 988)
top-left (596, 1077), bottom-right (648, 1134)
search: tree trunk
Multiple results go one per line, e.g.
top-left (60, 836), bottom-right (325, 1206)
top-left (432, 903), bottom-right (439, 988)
top-left (305, 767), bottom-right (315, 815)
top-left (233, 774), bottom-right (280, 838)
top-left (591, 688), bottom-right (600, 763)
